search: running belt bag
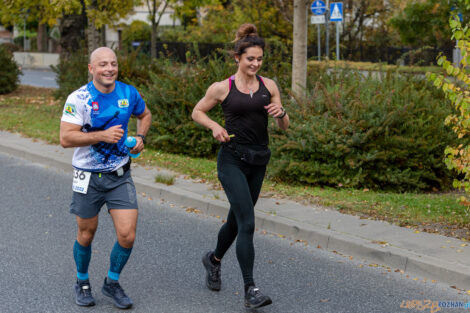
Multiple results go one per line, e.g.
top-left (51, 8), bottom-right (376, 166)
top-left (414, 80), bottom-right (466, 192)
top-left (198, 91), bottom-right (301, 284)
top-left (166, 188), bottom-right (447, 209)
top-left (224, 142), bottom-right (271, 166)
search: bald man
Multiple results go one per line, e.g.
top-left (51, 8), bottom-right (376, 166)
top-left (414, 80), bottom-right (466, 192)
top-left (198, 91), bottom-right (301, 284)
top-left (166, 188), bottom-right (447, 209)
top-left (60, 47), bottom-right (152, 309)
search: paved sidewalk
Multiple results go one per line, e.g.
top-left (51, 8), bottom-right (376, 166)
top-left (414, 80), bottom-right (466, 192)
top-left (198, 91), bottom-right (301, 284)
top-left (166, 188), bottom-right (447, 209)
top-left (2, 130), bottom-right (470, 290)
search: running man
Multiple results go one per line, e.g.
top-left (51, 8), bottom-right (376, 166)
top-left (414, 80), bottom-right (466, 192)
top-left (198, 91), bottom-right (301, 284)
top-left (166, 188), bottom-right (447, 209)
top-left (60, 47), bottom-right (151, 309)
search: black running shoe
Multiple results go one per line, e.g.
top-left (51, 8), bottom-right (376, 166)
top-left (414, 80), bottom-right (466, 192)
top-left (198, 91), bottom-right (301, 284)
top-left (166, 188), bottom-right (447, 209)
top-left (102, 278), bottom-right (133, 309)
top-left (74, 280), bottom-right (96, 307)
top-left (244, 286), bottom-right (272, 309)
top-left (202, 251), bottom-right (221, 291)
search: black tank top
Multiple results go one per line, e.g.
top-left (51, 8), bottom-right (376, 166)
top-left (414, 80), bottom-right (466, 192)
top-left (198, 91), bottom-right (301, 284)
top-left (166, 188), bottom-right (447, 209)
top-left (221, 75), bottom-right (271, 146)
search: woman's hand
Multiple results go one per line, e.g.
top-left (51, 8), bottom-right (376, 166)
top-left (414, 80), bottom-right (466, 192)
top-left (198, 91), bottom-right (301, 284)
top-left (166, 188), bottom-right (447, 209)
top-left (211, 124), bottom-right (231, 143)
top-left (264, 102), bottom-right (284, 118)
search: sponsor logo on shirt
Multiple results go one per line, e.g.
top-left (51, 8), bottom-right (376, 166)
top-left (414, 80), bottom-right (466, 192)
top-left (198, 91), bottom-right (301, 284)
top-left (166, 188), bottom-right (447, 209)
top-left (64, 103), bottom-right (76, 116)
top-left (118, 99), bottom-right (129, 108)
top-left (92, 102), bottom-right (99, 111)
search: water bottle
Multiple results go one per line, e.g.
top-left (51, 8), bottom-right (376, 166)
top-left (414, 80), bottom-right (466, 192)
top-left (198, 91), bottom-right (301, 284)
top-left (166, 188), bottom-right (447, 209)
top-left (125, 136), bottom-right (140, 158)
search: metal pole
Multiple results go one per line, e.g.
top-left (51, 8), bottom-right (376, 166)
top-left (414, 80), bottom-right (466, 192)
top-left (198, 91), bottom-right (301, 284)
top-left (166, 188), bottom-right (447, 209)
top-left (336, 22), bottom-right (340, 60)
top-left (317, 24), bottom-right (321, 61)
top-left (325, 0), bottom-right (329, 58)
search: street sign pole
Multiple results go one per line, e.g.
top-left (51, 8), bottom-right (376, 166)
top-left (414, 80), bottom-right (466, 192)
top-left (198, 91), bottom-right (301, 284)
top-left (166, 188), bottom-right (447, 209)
top-left (336, 22), bottom-right (340, 60)
top-left (317, 24), bottom-right (321, 61)
top-left (325, 0), bottom-right (329, 59)
top-left (311, 1), bottom-right (327, 61)
top-left (329, 2), bottom-right (343, 61)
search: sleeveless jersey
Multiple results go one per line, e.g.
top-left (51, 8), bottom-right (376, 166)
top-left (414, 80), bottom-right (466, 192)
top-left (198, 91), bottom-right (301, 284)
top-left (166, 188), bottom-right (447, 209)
top-left (61, 81), bottom-right (146, 172)
top-left (221, 75), bottom-right (271, 146)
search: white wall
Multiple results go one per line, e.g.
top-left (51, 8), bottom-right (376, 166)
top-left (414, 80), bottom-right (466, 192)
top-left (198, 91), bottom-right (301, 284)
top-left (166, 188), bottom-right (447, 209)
top-left (106, 4), bottom-right (180, 48)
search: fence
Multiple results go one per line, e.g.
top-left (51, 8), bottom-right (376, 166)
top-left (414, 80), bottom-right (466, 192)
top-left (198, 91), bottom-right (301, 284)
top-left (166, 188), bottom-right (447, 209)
top-left (131, 41), bottom-right (452, 66)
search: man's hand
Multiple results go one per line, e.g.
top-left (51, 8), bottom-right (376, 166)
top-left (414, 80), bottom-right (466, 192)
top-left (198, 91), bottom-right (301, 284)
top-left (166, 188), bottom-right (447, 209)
top-left (101, 125), bottom-right (124, 143)
top-left (131, 136), bottom-right (144, 154)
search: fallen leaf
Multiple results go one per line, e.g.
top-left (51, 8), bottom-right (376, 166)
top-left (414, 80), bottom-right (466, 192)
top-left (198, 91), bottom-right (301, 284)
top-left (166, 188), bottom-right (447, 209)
top-left (185, 207), bottom-right (202, 214)
top-left (369, 264), bottom-right (379, 267)
top-left (461, 243), bottom-right (468, 247)
top-left (372, 240), bottom-right (388, 245)
top-left (414, 230), bottom-right (420, 234)
top-left (319, 299), bottom-right (330, 303)
top-left (457, 249), bottom-right (463, 253)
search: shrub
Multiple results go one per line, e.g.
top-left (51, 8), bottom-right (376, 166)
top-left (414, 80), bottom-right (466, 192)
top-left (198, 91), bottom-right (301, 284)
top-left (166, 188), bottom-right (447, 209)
top-left (51, 48), bottom-right (88, 99)
top-left (140, 52), bottom-right (235, 157)
top-left (0, 45), bottom-right (22, 94)
top-left (428, 7), bottom-right (470, 204)
top-left (269, 67), bottom-right (463, 191)
top-left (121, 21), bottom-right (151, 51)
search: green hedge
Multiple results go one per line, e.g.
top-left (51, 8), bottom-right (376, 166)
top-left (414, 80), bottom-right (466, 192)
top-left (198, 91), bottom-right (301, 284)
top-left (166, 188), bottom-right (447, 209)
top-left (140, 53), bottom-right (233, 157)
top-left (268, 67), bottom-right (462, 191)
top-left (0, 45), bottom-right (22, 94)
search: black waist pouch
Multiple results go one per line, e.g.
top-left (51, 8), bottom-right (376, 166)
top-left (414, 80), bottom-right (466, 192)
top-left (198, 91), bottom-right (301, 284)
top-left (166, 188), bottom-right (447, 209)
top-left (224, 142), bottom-right (271, 166)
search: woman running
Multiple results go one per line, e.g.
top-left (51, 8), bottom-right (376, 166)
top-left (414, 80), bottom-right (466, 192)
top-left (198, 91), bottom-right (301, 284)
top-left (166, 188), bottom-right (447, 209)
top-left (191, 23), bottom-right (289, 309)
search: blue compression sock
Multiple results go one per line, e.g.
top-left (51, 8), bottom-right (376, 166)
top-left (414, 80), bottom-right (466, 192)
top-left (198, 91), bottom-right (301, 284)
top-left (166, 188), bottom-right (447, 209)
top-left (108, 242), bottom-right (133, 281)
top-left (73, 240), bottom-right (92, 281)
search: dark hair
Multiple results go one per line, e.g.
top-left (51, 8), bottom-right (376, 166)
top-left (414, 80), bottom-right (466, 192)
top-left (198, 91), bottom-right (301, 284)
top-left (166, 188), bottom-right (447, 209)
top-left (233, 24), bottom-right (265, 56)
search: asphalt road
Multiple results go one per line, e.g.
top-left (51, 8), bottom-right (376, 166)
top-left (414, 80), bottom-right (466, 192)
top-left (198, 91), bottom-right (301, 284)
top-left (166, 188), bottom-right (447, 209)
top-left (0, 152), bottom-right (467, 313)
top-left (20, 69), bottom-right (58, 89)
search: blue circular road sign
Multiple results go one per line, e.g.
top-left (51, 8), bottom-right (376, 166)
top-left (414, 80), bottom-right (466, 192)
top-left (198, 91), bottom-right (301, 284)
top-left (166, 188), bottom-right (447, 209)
top-left (311, 0), bottom-right (326, 15)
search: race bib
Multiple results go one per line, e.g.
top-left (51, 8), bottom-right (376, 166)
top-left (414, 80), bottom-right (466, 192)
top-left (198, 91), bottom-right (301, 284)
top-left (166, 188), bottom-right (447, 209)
top-left (72, 169), bottom-right (91, 194)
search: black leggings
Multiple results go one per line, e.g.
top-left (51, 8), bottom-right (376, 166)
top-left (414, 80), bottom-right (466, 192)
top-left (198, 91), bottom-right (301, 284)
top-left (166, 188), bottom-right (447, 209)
top-left (214, 146), bottom-right (266, 286)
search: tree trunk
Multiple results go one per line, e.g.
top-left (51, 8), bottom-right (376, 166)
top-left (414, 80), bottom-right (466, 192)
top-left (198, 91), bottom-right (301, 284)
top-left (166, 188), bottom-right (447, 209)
top-left (87, 22), bottom-right (101, 56)
top-left (100, 26), bottom-right (107, 47)
top-left (37, 23), bottom-right (48, 52)
top-left (87, 0), bottom-right (101, 57)
top-left (151, 21), bottom-right (157, 58)
top-left (59, 13), bottom-right (86, 59)
top-left (292, 0), bottom-right (308, 97)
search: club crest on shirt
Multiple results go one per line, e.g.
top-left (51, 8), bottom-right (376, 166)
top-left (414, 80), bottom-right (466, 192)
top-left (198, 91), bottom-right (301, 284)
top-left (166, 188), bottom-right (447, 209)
top-left (64, 103), bottom-right (76, 116)
top-left (118, 99), bottom-right (129, 108)
top-left (92, 101), bottom-right (99, 111)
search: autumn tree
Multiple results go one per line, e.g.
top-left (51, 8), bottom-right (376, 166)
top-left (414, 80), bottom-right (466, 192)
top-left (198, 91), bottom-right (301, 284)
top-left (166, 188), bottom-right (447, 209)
top-left (390, 0), bottom-right (454, 51)
top-left (54, 0), bottom-right (138, 55)
top-left (428, 0), bottom-right (470, 205)
top-left (0, 0), bottom-right (59, 52)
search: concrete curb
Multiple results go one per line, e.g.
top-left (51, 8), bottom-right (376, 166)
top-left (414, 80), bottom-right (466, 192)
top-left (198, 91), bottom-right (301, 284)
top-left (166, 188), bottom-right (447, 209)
top-left (2, 139), bottom-right (470, 290)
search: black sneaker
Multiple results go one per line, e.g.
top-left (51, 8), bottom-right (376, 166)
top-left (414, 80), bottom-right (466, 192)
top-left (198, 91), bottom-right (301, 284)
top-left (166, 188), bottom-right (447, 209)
top-left (202, 251), bottom-right (221, 291)
top-left (244, 286), bottom-right (272, 309)
top-left (102, 278), bottom-right (133, 309)
top-left (74, 280), bottom-right (95, 307)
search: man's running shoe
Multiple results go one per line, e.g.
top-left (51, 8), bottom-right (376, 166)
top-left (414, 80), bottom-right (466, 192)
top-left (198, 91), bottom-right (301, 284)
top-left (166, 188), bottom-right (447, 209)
top-left (102, 278), bottom-right (133, 309)
top-left (244, 286), bottom-right (272, 309)
top-left (202, 251), bottom-right (221, 291)
top-left (74, 279), bottom-right (96, 306)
